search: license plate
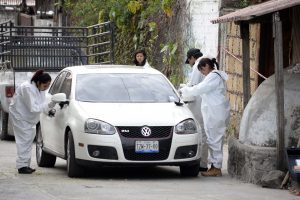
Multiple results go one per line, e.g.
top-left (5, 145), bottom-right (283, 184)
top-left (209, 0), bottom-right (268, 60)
top-left (135, 141), bottom-right (159, 153)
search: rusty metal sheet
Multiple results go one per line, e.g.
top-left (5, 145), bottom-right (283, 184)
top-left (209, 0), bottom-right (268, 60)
top-left (212, 0), bottom-right (300, 24)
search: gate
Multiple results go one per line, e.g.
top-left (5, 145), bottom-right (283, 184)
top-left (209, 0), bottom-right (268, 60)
top-left (0, 20), bottom-right (115, 72)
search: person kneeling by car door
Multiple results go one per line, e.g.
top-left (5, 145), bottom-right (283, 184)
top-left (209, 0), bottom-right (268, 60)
top-left (9, 69), bottom-right (56, 174)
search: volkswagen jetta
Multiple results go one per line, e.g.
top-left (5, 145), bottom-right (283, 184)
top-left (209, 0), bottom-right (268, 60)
top-left (36, 65), bottom-right (202, 177)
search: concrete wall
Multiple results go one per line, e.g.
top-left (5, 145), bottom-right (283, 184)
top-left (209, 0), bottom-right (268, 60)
top-left (0, 10), bottom-right (17, 23)
top-left (187, 0), bottom-right (220, 57)
top-left (228, 137), bottom-right (277, 184)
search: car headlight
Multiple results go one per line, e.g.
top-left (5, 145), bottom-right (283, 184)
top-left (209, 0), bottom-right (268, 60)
top-left (175, 119), bottom-right (197, 134)
top-left (85, 119), bottom-right (116, 135)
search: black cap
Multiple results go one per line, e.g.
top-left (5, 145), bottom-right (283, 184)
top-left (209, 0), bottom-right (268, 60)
top-left (185, 48), bottom-right (203, 64)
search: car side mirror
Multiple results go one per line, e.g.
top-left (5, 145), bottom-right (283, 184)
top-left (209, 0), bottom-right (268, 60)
top-left (51, 93), bottom-right (67, 103)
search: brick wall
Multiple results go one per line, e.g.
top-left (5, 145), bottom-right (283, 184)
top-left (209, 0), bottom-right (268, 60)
top-left (219, 19), bottom-right (260, 138)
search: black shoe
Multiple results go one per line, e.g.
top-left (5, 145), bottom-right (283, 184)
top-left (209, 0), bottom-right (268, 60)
top-left (27, 167), bottom-right (36, 173)
top-left (199, 167), bottom-right (208, 172)
top-left (18, 167), bottom-right (33, 174)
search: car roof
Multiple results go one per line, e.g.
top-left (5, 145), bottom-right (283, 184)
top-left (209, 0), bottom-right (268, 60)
top-left (62, 65), bottom-right (163, 75)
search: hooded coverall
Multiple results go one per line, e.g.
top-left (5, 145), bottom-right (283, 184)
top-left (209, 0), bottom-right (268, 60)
top-left (185, 57), bottom-right (208, 169)
top-left (9, 81), bottom-right (48, 169)
top-left (181, 70), bottom-right (230, 168)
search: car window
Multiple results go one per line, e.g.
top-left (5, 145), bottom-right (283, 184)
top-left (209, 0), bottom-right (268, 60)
top-left (59, 72), bottom-right (72, 98)
top-left (75, 73), bottom-right (179, 103)
top-left (48, 71), bottom-right (66, 95)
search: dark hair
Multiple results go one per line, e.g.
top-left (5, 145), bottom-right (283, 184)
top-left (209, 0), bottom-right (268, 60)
top-left (198, 57), bottom-right (219, 71)
top-left (31, 69), bottom-right (51, 84)
top-left (134, 49), bottom-right (147, 66)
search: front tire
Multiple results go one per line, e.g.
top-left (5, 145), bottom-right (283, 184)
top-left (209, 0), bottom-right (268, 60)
top-left (36, 125), bottom-right (56, 167)
top-left (67, 131), bottom-right (83, 177)
top-left (0, 109), bottom-right (9, 140)
top-left (180, 163), bottom-right (200, 177)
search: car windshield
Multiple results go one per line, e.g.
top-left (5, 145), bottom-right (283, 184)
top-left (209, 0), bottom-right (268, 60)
top-left (75, 73), bottom-right (179, 103)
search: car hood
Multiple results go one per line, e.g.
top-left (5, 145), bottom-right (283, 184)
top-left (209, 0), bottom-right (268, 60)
top-left (77, 102), bottom-right (193, 126)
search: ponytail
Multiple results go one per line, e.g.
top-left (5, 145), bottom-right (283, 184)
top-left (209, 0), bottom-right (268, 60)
top-left (198, 57), bottom-right (219, 70)
top-left (211, 58), bottom-right (219, 70)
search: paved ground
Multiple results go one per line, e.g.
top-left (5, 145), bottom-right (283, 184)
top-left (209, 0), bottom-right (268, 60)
top-left (0, 139), bottom-right (298, 200)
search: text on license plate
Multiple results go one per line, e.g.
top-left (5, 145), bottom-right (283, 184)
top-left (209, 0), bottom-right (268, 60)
top-left (135, 141), bottom-right (159, 153)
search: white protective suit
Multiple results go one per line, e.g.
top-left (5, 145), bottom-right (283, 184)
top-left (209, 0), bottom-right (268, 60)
top-left (181, 70), bottom-right (230, 168)
top-left (185, 57), bottom-right (208, 169)
top-left (9, 81), bottom-right (49, 169)
top-left (143, 60), bottom-right (151, 68)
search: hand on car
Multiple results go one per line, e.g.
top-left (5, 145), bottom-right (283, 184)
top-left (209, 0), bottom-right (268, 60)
top-left (48, 109), bottom-right (56, 117)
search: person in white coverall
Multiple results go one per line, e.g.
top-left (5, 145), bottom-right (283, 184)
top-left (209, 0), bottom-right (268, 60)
top-left (184, 48), bottom-right (208, 172)
top-left (180, 57), bottom-right (230, 177)
top-left (9, 69), bottom-right (54, 174)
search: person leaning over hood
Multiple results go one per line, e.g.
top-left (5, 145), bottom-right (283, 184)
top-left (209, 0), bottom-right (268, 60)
top-left (180, 57), bottom-right (230, 177)
top-left (9, 69), bottom-right (56, 174)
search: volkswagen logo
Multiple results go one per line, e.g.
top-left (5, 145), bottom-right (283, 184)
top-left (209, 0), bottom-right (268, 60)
top-left (141, 126), bottom-right (151, 137)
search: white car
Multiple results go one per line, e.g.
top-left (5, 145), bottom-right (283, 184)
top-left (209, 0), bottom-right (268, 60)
top-left (36, 65), bottom-right (202, 177)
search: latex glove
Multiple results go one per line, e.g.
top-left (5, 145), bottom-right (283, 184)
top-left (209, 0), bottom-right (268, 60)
top-left (178, 88), bottom-right (183, 97)
top-left (48, 108), bottom-right (56, 117)
top-left (48, 101), bottom-right (56, 108)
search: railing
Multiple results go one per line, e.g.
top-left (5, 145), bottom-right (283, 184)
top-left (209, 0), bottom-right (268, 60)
top-left (0, 0), bottom-right (35, 7)
top-left (87, 22), bottom-right (115, 64)
top-left (0, 20), bottom-right (114, 72)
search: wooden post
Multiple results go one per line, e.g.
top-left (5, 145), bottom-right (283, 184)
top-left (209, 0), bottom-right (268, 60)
top-left (273, 12), bottom-right (285, 171)
top-left (240, 22), bottom-right (251, 108)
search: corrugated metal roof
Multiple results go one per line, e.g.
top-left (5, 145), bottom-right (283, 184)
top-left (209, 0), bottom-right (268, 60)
top-left (211, 0), bottom-right (300, 24)
top-left (0, 0), bottom-right (35, 7)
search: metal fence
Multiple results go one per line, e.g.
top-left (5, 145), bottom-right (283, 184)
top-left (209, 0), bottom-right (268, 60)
top-left (0, 20), bottom-right (114, 72)
top-left (0, 0), bottom-right (35, 7)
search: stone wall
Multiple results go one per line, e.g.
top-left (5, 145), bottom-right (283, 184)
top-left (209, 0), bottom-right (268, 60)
top-left (228, 137), bottom-right (277, 184)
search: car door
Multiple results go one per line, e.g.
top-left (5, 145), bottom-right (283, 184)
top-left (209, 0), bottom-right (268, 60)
top-left (52, 71), bottom-right (72, 154)
top-left (41, 71), bottom-right (67, 154)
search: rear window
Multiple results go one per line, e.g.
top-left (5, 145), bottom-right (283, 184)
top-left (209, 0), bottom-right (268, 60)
top-left (75, 73), bottom-right (179, 103)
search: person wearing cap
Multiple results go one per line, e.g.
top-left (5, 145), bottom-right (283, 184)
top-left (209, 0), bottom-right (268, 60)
top-left (184, 48), bottom-right (208, 172)
top-left (185, 48), bottom-right (205, 86)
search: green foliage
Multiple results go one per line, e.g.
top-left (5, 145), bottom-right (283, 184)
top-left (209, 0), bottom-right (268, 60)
top-left (160, 42), bottom-right (183, 85)
top-left (161, 0), bottom-right (174, 17)
top-left (62, 0), bottom-right (185, 85)
top-left (234, 0), bottom-right (250, 8)
top-left (127, 0), bottom-right (142, 14)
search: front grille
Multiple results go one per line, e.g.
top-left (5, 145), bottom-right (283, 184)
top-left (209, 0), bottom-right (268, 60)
top-left (117, 126), bottom-right (173, 161)
top-left (116, 126), bottom-right (173, 138)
